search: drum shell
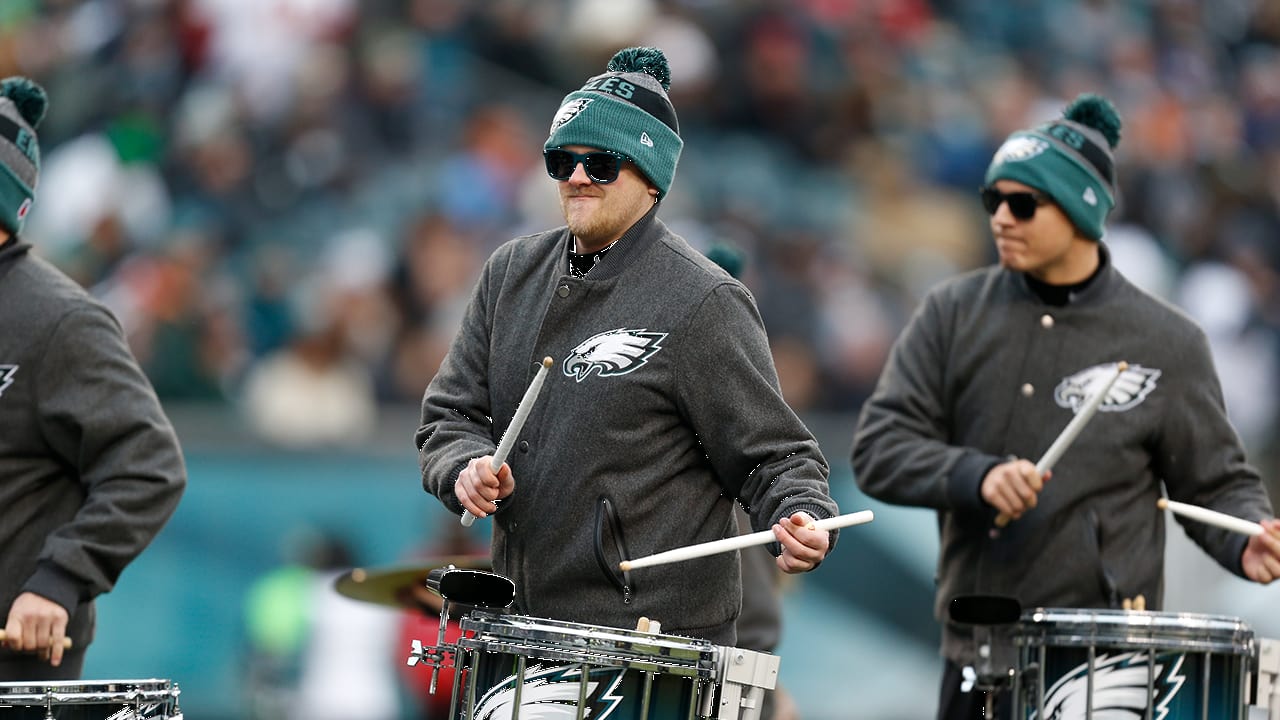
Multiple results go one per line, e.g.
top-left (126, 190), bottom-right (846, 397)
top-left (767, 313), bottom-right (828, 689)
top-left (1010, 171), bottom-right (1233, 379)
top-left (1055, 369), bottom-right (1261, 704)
top-left (451, 611), bottom-right (721, 720)
top-left (1014, 608), bottom-right (1254, 720)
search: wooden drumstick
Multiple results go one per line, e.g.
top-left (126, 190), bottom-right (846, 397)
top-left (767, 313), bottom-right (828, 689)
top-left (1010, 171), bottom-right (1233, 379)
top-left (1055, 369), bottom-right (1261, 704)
top-left (994, 361), bottom-right (1128, 529)
top-left (1157, 498), bottom-right (1265, 537)
top-left (0, 630), bottom-right (73, 649)
top-left (618, 510), bottom-right (874, 572)
top-left (461, 357), bottom-right (554, 527)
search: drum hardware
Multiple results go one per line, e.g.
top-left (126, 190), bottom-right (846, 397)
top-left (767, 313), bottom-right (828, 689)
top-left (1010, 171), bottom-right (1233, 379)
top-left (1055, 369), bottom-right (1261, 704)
top-left (0, 679), bottom-right (181, 719)
top-left (950, 594), bottom-right (1023, 717)
top-left (403, 566), bottom-right (516, 698)
top-left (714, 646), bottom-right (780, 720)
top-left (1254, 637), bottom-right (1279, 720)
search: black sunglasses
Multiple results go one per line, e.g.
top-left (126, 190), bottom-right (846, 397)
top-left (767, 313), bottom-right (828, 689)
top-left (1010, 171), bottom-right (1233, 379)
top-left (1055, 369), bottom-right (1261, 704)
top-left (544, 148), bottom-right (629, 184)
top-left (980, 186), bottom-right (1047, 221)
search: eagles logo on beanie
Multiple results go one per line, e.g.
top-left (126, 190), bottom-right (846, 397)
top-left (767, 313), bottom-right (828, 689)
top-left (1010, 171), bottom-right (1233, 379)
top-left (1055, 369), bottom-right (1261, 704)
top-left (0, 76), bottom-right (46, 236)
top-left (545, 47), bottom-right (683, 198)
top-left (985, 93), bottom-right (1122, 240)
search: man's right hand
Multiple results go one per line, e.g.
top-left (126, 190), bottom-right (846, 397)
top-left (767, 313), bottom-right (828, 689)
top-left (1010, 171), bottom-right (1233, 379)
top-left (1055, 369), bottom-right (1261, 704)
top-left (981, 458), bottom-right (1048, 520)
top-left (3, 592), bottom-right (70, 667)
top-left (454, 455), bottom-right (515, 520)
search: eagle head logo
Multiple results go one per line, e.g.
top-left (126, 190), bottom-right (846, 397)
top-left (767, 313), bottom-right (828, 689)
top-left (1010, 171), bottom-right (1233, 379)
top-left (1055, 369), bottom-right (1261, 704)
top-left (1036, 651), bottom-right (1186, 720)
top-left (563, 328), bottom-right (666, 382)
top-left (472, 663), bottom-right (625, 720)
top-left (549, 98), bottom-right (593, 134)
top-left (1054, 362), bottom-right (1161, 413)
top-left (992, 135), bottom-right (1050, 164)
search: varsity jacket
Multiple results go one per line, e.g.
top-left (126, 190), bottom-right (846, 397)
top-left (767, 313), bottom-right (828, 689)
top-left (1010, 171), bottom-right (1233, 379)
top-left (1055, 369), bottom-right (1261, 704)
top-left (416, 208), bottom-right (838, 645)
top-left (0, 239), bottom-right (186, 654)
top-left (851, 245), bottom-right (1272, 667)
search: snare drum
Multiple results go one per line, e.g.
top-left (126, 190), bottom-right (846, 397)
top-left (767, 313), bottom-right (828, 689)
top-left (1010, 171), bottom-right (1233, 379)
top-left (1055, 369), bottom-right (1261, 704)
top-left (0, 679), bottom-right (180, 719)
top-left (1013, 608), bottom-right (1254, 720)
top-left (438, 611), bottom-right (776, 720)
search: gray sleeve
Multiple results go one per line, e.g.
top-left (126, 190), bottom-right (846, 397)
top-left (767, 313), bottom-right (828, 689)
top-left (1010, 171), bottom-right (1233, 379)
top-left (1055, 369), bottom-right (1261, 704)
top-left (852, 290), bottom-right (1002, 516)
top-left (29, 306), bottom-right (186, 608)
top-left (1154, 324), bottom-right (1273, 577)
top-left (416, 256), bottom-right (499, 516)
top-left (675, 283), bottom-right (838, 541)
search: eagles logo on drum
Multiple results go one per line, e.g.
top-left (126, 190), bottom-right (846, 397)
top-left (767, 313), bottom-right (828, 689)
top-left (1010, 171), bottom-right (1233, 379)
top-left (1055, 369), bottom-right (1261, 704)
top-left (472, 664), bottom-right (626, 720)
top-left (1037, 651), bottom-right (1186, 719)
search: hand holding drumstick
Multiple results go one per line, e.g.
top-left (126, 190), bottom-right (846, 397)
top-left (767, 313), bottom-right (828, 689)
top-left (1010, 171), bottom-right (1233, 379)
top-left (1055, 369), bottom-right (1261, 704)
top-left (457, 357), bottom-right (553, 526)
top-left (990, 361), bottom-right (1128, 530)
top-left (772, 511), bottom-right (832, 573)
top-left (2, 592), bottom-right (73, 667)
top-left (1157, 498), bottom-right (1280, 584)
top-left (1241, 519), bottom-right (1280, 584)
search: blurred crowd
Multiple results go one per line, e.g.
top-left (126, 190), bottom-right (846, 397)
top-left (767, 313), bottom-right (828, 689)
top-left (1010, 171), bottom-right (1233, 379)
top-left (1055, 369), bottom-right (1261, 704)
top-left (2, 0), bottom-right (1279, 485)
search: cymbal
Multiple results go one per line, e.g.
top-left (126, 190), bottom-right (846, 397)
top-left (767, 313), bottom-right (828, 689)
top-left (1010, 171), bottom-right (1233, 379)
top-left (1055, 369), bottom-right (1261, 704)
top-left (334, 555), bottom-right (491, 610)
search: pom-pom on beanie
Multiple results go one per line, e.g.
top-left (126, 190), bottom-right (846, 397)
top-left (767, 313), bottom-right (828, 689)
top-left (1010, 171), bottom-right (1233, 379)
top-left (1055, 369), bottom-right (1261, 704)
top-left (0, 76), bottom-right (46, 236)
top-left (985, 93), bottom-right (1122, 240)
top-left (545, 47), bottom-right (683, 199)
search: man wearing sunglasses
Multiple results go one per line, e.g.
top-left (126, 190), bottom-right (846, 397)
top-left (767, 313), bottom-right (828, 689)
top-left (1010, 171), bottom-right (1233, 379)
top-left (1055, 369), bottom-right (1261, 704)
top-left (852, 94), bottom-right (1280, 719)
top-left (417, 46), bottom-right (838, 659)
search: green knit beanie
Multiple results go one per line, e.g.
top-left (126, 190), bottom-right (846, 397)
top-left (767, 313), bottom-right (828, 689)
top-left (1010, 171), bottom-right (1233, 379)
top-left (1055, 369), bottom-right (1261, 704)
top-left (545, 47), bottom-right (683, 199)
top-left (984, 93), bottom-right (1122, 240)
top-left (0, 76), bottom-right (46, 236)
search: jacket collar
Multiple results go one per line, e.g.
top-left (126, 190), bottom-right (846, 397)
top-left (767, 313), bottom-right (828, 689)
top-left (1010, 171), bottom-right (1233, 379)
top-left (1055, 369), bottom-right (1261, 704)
top-left (566, 204), bottom-right (662, 282)
top-left (1010, 241), bottom-right (1118, 306)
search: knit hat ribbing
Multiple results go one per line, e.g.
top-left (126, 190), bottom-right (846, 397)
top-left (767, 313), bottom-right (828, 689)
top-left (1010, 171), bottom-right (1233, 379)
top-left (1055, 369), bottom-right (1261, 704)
top-left (545, 47), bottom-right (683, 198)
top-left (984, 93), bottom-right (1122, 240)
top-left (0, 76), bottom-right (46, 236)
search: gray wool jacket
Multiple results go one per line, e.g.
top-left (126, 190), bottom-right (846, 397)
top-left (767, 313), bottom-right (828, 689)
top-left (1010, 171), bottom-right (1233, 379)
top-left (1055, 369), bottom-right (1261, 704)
top-left (851, 246), bottom-right (1273, 668)
top-left (416, 208), bottom-right (838, 645)
top-left (0, 239), bottom-right (186, 653)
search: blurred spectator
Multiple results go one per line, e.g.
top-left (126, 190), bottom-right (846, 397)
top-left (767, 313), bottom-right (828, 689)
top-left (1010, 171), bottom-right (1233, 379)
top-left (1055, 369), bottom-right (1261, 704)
top-left (243, 526), bottom-right (401, 720)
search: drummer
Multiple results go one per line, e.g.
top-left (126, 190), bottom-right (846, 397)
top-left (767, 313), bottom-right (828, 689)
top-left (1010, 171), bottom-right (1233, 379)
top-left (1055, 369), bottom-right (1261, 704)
top-left (850, 92), bottom-right (1280, 720)
top-left (415, 45), bottom-right (838, 648)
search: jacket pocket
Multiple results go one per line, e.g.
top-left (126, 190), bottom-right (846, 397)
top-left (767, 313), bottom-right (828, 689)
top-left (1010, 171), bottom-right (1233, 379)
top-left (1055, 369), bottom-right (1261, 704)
top-left (593, 495), bottom-right (635, 604)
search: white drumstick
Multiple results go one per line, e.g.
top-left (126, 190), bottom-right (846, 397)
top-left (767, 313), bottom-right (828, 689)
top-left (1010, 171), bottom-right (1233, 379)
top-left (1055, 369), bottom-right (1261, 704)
top-left (461, 357), bottom-right (554, 527)
top-left (995, 361), bottom-right (1128, 529)
top-left (1157, 498), bottom-right (1265, 537)
top-left (619, 510), bottom-right (874, 572)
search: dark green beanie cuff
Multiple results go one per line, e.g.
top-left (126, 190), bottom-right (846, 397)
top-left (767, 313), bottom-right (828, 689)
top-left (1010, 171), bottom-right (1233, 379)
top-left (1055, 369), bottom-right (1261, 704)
top-left (544, 92), bottom-right (683, 197)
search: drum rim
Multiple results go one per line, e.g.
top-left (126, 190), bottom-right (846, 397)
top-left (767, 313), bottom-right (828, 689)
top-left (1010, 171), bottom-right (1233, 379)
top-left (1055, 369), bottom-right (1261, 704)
top-left (0, 678), bottom-right (174, 692)
top-left (1015, 607), bottom-right (1255, 655)
top-left (0, 678), bottom-right (177, 708)
top-left (457, 611), bottom-right (720, 678)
